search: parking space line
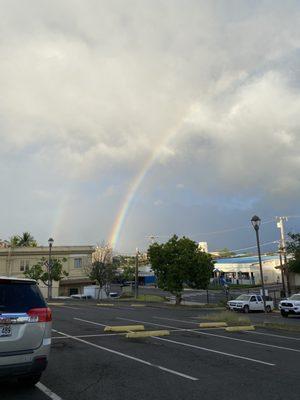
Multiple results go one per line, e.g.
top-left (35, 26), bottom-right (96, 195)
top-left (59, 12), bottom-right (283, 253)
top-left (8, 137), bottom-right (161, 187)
top-left (36, 382), bottom-right (64, 400)
top-left (52, 329), bottom-right (198, 381)
top-left (118, 317), bottom-right (300, 354)
top-left (74, 317), bottom-right (107, 326)
top-left (118, 317), bottom-right (178, 330)
top-left (153, 316), bottom-right (226, 329)
top-left (246, 331), bottom-right (300, 341)
top-left (154, 316), bottom-right (200, 325)
top-left (52, 333), bottom-right (123, 339)
top-left (153, 337), bottom-right (275, 366)
top-left (50, 305), bottom-right (80, 310)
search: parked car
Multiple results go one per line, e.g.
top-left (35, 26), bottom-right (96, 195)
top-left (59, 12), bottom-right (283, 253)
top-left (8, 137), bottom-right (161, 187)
top-left (227, 294), bottom-right (274, 313)
top-left (0, 276), bottom-right (52, 386)
top-left (70, 294), bottom-right (92, 299)
top-left (279, 293), bottom-right (300, 317)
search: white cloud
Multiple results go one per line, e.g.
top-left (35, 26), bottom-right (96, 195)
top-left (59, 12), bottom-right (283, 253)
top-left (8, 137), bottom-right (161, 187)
top-left (1, 1), bottom-right (300, 249)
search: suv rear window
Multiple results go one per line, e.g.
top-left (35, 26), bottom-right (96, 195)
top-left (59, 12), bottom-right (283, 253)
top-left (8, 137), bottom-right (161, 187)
top-left (0, 281), bottom-right (46, 313)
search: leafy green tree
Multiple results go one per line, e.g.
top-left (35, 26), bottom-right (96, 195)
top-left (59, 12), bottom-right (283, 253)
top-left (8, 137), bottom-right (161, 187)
top-left (148, 235), bottom-right (215, 304)
top-left (122, 265), bottom-right (135, 282)
top-left (10, 232), bottom-right (37, 247)
top-left (24, 257), bottom-right (68, 298)
top-left (113, 255), bottom-right (136, 282)
top-left (87, 261), bottom-right (117, 299)
top-left (287, 233), bottom-right (300, 273)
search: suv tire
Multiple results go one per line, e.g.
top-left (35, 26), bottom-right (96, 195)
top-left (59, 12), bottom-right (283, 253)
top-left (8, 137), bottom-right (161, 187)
top-left (281, 310), bottom-right (289, 318)
top-left (18, 373), bottom-right (42, 387)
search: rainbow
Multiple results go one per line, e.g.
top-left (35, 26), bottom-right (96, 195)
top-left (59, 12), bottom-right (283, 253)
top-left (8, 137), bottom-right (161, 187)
top-left (108, 110), bottom-right (191, 250)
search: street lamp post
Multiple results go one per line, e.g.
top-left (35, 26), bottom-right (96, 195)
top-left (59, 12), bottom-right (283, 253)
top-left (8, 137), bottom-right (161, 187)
top-left (135, 248), bottom-right (139, 299)
top-left (251, 215), bottom-right (266, 312)
top-left (48, 238), bottom-right (54, 300)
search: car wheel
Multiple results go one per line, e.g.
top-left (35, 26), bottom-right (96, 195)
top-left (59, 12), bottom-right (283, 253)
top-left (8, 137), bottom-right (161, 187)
top-left (281, 310), bottom-right (289, 318)
top-left (266, 305), bottom-right (271, 313)
top-left (18, 373), bottom-right (42, 387)
top-left (243, 305), bottom-right (249, 313)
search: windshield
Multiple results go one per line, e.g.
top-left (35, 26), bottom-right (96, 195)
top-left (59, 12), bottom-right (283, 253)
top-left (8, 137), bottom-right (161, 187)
top-left (235, 295), bottom-right (251, 301)
top-left (289, 294), bottom-right (300, 301)
top-left (0, 281), bottom-right (46, 313)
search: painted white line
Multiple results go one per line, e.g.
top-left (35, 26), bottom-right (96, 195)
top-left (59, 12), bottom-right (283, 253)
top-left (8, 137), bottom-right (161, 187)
top-left (51, 305), bottom-right (80, 310)
top-left (246, 330), bottom-right (300, 341)
top-left (117, 318), bottom-right (275, 365)
top-left (73, 317), bottom-right (187, 334)
top-left (118, 317), bottom-right (300, 355)
top-left (154, 316), bottom-right (199, 325)
top-left (153, 316), bottom-right (228, 329)
top-left (117, 317), bottom-right (177, 330)
top-left (153, 337), bottom-right (275, 366)
top-left (191, 330), bottom-right (300, 353)
top-left (51, 329), bottom-right (198, 381)
top-left (74, 317), bottom-right (107, 327)
top-left (36, 382), bottom-right (63, 400)
top-left (52, 333), bottom-right (123, 339)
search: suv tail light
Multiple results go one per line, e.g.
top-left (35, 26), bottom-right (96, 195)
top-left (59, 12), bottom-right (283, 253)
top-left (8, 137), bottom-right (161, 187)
top-left (28, 308), bottom-right (52, 322)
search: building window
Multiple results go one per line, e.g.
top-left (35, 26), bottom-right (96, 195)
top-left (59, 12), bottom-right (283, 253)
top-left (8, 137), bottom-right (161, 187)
top-left (20, 260), bottom-right (30, 272)
top-left (74, 258), bottom-right (82, 268)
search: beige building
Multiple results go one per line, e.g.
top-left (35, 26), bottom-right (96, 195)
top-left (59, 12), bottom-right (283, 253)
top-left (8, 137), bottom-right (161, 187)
top-left (0, 245), bottom-right (94, 297)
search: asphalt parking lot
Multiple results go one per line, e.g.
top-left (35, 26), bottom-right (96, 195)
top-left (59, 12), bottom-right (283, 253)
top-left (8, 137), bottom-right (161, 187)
top-left (3, 302), bottom-right (300, 400)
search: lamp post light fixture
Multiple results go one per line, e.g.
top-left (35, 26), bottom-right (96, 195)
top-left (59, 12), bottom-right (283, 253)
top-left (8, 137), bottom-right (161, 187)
top-left (48, 237), bottom-right (54, 300)
top-left (251, 215), bottom-right (266, 312)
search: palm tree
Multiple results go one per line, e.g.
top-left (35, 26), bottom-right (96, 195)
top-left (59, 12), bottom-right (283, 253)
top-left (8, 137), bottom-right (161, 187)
top-left (10, 232), bottom-right (37, 247)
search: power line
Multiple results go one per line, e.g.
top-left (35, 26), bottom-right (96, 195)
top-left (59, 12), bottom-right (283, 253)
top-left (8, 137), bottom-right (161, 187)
top-left (147, 218), bottom-right (276, 240)
top-left (229, 240), bottom-right (279, 253)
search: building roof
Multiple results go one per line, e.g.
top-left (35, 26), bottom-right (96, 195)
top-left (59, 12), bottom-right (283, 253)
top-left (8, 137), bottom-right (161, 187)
top-left (0, 245), bottom-right (94, 257)
top-left (216, 255), bottom-right (279, 264)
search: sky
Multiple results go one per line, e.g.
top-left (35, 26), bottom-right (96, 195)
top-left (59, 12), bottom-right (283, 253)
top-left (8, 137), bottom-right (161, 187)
top-left (1, 0), bottom-right (300, 253)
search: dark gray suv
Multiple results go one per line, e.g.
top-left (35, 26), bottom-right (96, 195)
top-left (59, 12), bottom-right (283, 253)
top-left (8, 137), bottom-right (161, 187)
top-left (0, 276), bottom-right (52, 386)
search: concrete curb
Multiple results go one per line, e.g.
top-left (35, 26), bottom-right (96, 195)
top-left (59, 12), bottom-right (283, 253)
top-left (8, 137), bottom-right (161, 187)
top-left (199, 322), bottom-right (228, 328)
top-left (126, 330), bottom-right (170, 338)
top-left (104, 325), bottom-right (145, 332)
top-left (225, 325), bottom-right (255, 332)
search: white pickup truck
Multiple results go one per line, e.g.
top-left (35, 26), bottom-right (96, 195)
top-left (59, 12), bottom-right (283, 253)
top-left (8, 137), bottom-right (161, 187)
top-left (279, 293), bottom-right (300, 317)
top-left (228, 294), bottom-right (274, 313)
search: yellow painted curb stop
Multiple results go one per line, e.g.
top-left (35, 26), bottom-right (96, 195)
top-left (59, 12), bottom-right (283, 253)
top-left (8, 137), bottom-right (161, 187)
top-left (97, 303), bottom-right (114, 307)
top-left (126, 330), bottom-right (170, 338)
top-left (225, 325), bottom-right (255, 332)
top-left (130, 304), bottom-right (146, 307)
top-left (47, 303), bottom-right (65, 306)
top-left (199, 322), bottom-right (228, 328)
top-left (104, 325), bottom-right (145, 332)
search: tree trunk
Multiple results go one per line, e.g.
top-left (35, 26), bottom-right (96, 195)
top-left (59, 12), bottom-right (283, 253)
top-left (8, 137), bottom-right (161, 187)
top-left (98, 285), bottom-right (103, 300)
top-left (175, 293), bottom-right (182, 305)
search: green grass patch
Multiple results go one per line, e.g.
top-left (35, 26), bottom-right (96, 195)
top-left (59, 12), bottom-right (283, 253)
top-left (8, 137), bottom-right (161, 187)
top-left (119, 294), bottom-right (165, 302)
top-left (208, 284), bottom-right (261, 290)
top-left (258, 322), bottom-right (300, 333)
top-left (201, 311), bottom-right (251, 326)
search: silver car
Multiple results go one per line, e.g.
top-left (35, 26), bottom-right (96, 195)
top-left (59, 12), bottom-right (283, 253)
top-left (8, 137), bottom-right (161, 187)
top-left (0, 276), bottom-right (52, 386)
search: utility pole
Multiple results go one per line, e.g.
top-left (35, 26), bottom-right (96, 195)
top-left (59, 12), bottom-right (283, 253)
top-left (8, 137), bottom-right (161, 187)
top-left (276, 217), bottom-right (291, 296)
top-left (278, 246), bottom-right (286, 297)
top-left (134, 248), bottom-right (139, 299)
